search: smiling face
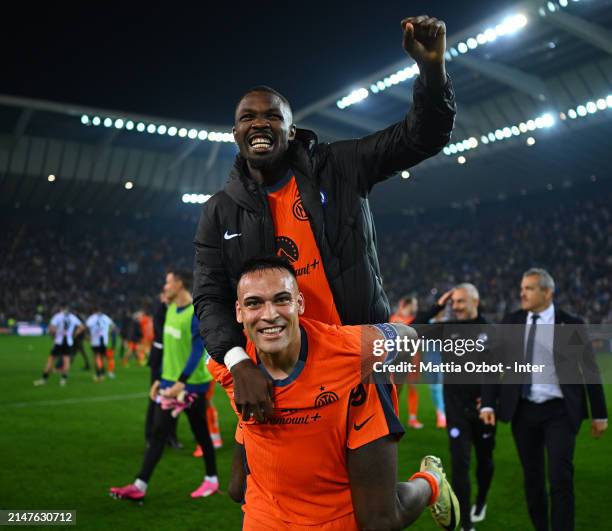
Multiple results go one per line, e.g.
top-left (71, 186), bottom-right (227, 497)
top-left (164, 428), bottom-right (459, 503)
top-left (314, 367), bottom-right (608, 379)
top-left (451, 288), bottom-right (478, 321)
top-left (233, 91), bottom-right (296, 176)
top-left (236, 267), bottom-right (304, 357)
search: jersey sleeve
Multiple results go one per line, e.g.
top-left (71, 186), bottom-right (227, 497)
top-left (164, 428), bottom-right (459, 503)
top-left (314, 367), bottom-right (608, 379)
top-left (50, 314), bottom-right (60, 327)
top-left (346, 382), bottom-right (404, 450)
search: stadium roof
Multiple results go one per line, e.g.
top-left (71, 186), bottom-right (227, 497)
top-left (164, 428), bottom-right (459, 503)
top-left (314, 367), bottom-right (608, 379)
top-left (1, 0), bottom-right (611, 217)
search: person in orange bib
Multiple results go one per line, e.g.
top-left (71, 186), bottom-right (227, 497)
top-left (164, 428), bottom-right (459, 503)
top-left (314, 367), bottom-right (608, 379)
top-left (225, 256), bottom-right (459, 530)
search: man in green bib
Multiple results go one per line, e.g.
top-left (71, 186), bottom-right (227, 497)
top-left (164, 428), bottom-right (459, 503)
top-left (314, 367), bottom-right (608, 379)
top-left (110, 269), bottom-right (219, 501)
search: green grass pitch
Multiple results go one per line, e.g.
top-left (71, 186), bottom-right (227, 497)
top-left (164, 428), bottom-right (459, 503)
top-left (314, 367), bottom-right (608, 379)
top-left (1, 336), bottom-right (610, 530)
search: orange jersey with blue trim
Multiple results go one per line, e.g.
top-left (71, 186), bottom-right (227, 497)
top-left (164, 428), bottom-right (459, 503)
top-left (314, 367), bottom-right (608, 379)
top-left (266, 174), bottom-right (341, 326)
top-left (238, 318), bottom-right (403, 529)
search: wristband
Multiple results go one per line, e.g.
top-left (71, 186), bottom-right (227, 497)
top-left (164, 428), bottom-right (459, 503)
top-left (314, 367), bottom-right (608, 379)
top-left (224, 346), bottom-right (250, 371)
top-left (410, 472), bottom-right (440, 506)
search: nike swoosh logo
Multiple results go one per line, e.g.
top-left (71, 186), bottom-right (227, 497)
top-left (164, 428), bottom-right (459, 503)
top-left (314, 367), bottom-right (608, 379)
top-left (353, 414), bottom-right (375, 431)
top-left (224, 231), bottom-right (242, 240)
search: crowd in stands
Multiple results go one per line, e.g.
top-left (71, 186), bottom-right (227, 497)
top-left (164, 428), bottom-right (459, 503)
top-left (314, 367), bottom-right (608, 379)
top-left (1, 185), bottom-right (610, 325)
top-left (379, 186), bottom-right (612, 324)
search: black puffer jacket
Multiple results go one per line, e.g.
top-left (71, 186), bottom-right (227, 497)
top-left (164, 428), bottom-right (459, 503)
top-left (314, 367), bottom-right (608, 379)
top-left (194, 76), bottom-right (456, 363)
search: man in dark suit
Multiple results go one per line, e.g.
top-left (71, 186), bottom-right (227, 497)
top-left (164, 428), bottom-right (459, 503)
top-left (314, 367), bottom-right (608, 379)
top-left (480, 268), bottom-right (607, 531)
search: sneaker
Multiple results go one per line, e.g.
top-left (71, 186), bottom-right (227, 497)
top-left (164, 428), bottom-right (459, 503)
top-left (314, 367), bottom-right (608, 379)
top-left (408, 418), bottom-right (424, 429)
top-left (107, 372), bottom-right (116, 379)
top-left (109, 483), bottom-right (145, 501)
top-left (33, 378), bottom-right (47, 386)
top-left (212, 437), bottom-right (223, 449)
top-left (59, 378), bottom-right (67, 387)
top-left (420, 455), bottom-right (460, 530)
top-left (190, 479), bottom-right (218, 498)
top-left (470, 503), bottom-right (487, 523)
top-left (193, 445), bottom-right (203, 458)
top-left (436, 412), bottom-right (447, 429)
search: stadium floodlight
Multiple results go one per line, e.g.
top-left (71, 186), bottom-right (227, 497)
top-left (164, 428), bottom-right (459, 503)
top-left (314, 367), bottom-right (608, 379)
top-left (146, 123), bottom-right (156, 134)
top-left (336, 87), bottom-right (369, 109)
top-left (586, 101), bottom-right (597, 114)
top-left (157, 124), bottom-right (167, 135)
top-left (484, 28), bottom-right (497, 42)
top-left (547, 2), bottom-right (556, 12)
top-left (182, 193), bottom-right (190, 203)
top-left (458, 42), bottom-right (468, 53)
top-left (511, 126), bottom-right (520, 136)
top-left (124, 181), bottom-right (133, 190)
top-left (467, 38), bottom-right (478, 49)
top-left (449, 47), bottom-right (458, 56)
top-left (136, 122), bottom-right (146, 132)
top-left (596, 99), bottom-right (607, 110)
top-left (401, 170), bottom-right (410, 179)
top-left (48, 174), bottom-right (56, 182)
top-left (449, 144), bottom-right (457, 154)
top-left (567, 109), bottom-right (577, 119)
top-left (114, 118), bottom-right (124, 129)
top-left (480, 135), bottom-right (489, 144)
top-left (503, 127), bottom-right (512, 138)
top-left (576, 105), bottom-right (587, 117)
top-left (370, 84), bottom-right (379, 93)
top-left (526, 120), bottom-right (536, 131)
top-left (178, 127), bottom-right (188, 138)
top-left (607, 95), bottom-right (612, 108)
top-left (559, 0), bottom-right (568, 6)
top-left (488, 132), bottom-right (496, 142)
top-left (457, 156), bottom-right (466, 164)
top-left (167, 126), bottom-right (177, 136)
top-left (81, 115), bottom-right (89, 125)
top-left (519, 122), bottom-right (528, 133)
top-left (476, 33), bottom-right (487, 45)
top-left (103, 117), bottom-right (113, 127)
top-left (526, 136), bottom-right (536, 146)
top-left (188, 128), bottom-right (198, 139)
top-left (125, 120), bottom-right (134, 130)
top-left (443, 146), bottom-right (451, 155)
top-left (92, 116), bottom-right (101, 126)
top-left (198, 130), bottom-right (208, 140)
top-left (540, 113), bottom-right (555, 127)
top-left (456, 143), bottom-right (465, 152)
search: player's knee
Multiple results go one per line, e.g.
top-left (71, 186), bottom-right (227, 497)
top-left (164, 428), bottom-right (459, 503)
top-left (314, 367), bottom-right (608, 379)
top-left (227, 481), bottom-right (244, 504)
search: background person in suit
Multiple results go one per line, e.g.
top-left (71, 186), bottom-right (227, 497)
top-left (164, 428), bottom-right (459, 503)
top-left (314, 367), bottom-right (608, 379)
top-left (480, 268), bottom-right (607, 531)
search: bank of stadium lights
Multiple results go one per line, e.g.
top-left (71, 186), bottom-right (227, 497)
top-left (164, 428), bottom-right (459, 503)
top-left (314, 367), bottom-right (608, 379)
top-left (567, 95), bottom-right (612, 120)
top-left (442, 113), bottom-right (555, 157)
top-left (336, 13), bottom-right (527, 109)
top-left (540, 0), bottom-right (581, 16)
top-left (80, 114), bottom-right (234, 143)
top-left (182, 193), bottom-right (211, 204)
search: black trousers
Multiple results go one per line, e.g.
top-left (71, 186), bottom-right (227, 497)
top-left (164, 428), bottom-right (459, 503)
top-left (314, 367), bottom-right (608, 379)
top-left (138, 392), bottom-right (217, 483)
top-left (446, 404), bottom-right (495, 530)
top-left (511, 399), bottom-right (576, 531)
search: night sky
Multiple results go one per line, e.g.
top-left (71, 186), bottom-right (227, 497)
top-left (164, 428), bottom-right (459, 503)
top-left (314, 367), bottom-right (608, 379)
top-left (3, 1), bottom-right (518, 125)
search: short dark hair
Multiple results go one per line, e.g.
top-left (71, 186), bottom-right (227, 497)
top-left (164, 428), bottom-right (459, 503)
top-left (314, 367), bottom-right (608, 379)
top-left (167, 269), bottom-right (193, 292)
top-left (399, 293), bottom-right (418, 305)
top-left (238, 255), bottom-right (297, 285)
top-left (236, 85), bottom-right (292, 115)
